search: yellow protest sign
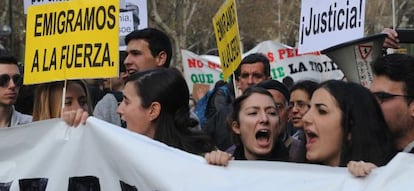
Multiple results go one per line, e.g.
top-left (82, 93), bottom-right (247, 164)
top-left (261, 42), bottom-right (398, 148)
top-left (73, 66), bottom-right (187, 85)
top-left (212, 0), bottom-right (242, 80)
top-left (24, 0), bottom-right (119, 85)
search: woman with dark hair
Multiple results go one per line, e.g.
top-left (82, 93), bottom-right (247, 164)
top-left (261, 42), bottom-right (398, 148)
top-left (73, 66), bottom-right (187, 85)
top-left (205, 86), bottom-right (288, 165)
top-left (302, 80), bottom-right (396, 175)
top-left (117, 68), bottom-right (214, 155)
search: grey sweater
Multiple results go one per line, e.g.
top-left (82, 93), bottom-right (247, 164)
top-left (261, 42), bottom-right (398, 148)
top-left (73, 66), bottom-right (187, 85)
top-left (93, 93), bottom-right (122, 127)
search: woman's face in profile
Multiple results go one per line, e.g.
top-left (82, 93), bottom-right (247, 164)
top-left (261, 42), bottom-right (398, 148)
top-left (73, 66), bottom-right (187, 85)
top-left (302, 88), bottom-right (344, 166)
top-left (117, 82), bottom-right (155, 138)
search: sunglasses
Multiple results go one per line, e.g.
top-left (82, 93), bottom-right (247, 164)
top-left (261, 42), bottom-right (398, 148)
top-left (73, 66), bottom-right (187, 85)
top-left (372, 91), bottom-right (413, 103)
top-left (0, 74), bottom-right (23, 87)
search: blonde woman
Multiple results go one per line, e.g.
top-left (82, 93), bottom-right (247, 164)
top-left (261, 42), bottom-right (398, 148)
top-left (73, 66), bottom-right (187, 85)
top-left (33, 80), bottom-right (92, 125)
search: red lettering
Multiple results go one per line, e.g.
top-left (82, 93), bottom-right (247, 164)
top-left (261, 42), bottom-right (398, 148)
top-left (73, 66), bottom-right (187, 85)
top-left (295, 49), bottom-right (301, 56)
top-left (287, 48), bottom-right (295, 58)
top-left (187, 59), bottom-right (203, 68)
top-left (208, 61), bottom-right (221, 69)
top-left (279, 48), bottom-right (321, 61)
top-left (278, 49), bottom-right (286, 60)
top-left (188, 58), bottom-right (197, 68)
top-left (278, 48), bottom-right (296, 59)
top-left (267, 52), bottom-right (274, 62)
top-left (196, 60), bottom-right (203, 68)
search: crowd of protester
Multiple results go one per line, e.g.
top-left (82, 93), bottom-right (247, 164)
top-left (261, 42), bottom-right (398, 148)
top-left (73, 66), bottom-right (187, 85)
top-left (1, 27), bottom-right (413, 178)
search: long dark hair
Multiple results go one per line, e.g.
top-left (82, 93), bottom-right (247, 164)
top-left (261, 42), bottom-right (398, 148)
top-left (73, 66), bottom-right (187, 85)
top-left (230, 86), bottom-right (289, 161)
top-left (231, 87), bottom-right (275, 145)
top-left (319, 80), bottom-right (396, 166)
top-left (125, 68), bottom-right (214, 155)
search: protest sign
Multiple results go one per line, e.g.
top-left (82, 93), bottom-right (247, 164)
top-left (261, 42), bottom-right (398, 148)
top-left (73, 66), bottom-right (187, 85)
top-left (24, 0), bottom-right (120, 84)
top-left (182, 40), bottom-right (343, 93)
top-left (24, 0), bottom-right (145, 51)
top-left (298, 0), bottom-right (366, 54)
top-left (212, 0), bottom-right (242, 80)
top-left (119, 0), bottom-right (148, 50)
top-left (181, 49), bottom-right (223, 93)
top-left (119, 11), bottom-right (134, 37)
top-left (1, 117), bottom-right (414, 190)
top-left (245, 40), bottom-right (344, 82)
top-left (23, 0), bottom-right (70, 14)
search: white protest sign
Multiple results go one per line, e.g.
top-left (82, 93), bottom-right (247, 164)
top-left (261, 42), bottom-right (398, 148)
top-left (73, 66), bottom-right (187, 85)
top-left (182, 40), bottom-right (344, 93)
top-left (119, 11), bottom-right (134, 36)
top-left (181, 49), bottom-right (224, 93)
top-left (244, 40), bottom-right (344, 82)
top-left (119, 0), bottom-right (148, 51)
top-left (1, 118), bottom-right (414, 190)
top-left (298, 0), bottom-right (366, 54)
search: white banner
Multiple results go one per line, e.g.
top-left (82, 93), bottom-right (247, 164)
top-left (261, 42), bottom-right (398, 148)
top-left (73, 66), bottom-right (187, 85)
top-left (244, 40), bottom-right (344, 82)
top-left (182, 40), bottom-right (344, 93)
top-left (1, 117), bottom-right (414, 190)
top-left (298, 0), bottom-right (366, 54)
top-left (182, 50), bottom-right (224, 93)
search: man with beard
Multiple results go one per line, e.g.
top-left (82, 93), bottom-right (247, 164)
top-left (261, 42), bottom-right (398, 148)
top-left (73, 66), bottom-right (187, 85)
top-left (370, 54), bottom-right (414, 153)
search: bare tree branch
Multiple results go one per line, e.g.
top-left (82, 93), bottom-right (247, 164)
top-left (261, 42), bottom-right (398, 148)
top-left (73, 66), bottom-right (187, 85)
top-left (184, 2), bottom-right (197, 27)
top-left (150, 0), bottom-right (175, 36)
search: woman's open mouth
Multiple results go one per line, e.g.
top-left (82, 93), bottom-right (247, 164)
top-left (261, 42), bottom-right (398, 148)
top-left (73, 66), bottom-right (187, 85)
top-left (255, 129), bottom-right (271, 147)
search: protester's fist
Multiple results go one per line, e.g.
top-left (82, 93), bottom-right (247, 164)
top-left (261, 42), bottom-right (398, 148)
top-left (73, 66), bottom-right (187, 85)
top-left (204, 150), bottom-right (234, 166)
top-left (347, 161), bottom-right (377, 177)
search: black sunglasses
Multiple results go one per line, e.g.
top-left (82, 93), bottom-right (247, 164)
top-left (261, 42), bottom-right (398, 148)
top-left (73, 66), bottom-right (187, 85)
top-left (372, 92), bottom-right (412, 103)
top-left (0, 74), bottom-right (23, 87)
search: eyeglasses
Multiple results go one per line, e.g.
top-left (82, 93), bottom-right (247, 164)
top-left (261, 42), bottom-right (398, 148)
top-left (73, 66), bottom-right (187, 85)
top-left (372, 92), bottom-right (413, 103)
top-left (0, 74), bottom-right (23, 87)
top-left (288, 101), bottom-right (310, 110)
